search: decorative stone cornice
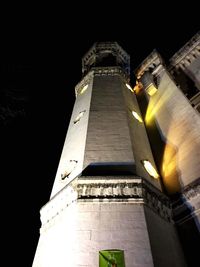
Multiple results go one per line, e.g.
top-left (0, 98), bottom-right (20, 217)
top-left (77, 177), bottom-right (172, 221)
top-left (82, 42), bottom-right (130, 76)
top-left (135, 50), bottom-right (164, 79)
top-left (75, 66), bottom-right (129, 97)
top-left (40, 176), bottom-right (172, 231)
top-left (92, 66), bottom-right (129, 80)
top-left (190, 92), bottom-right (200, 110)
top-left (170, 32), bottom-right (200, 71)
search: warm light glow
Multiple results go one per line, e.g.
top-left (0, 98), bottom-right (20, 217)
top-left (126, 83), bottom-right (134, 92)
top-left (145, 82), bottom-right (173, 125)
top-left (141, 160), bottom-right (159, 178)
top-left (161, 141), bottom-right (181, 194)
top-left (80, 84), bottom-right (88, 94)
top-left (131, 110), bottom-right (143, 122)
top-left (145, 75), bottom-right (200, 194)
top-left (146, 84), bottom-right (157, 96)
top-left (161, 119), bottom-right (200, 194)
top-left (133, 81), bottom-right (143, 94)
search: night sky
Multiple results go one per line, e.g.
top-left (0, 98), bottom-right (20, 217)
top-left (1, 8), bottom-right (199, 266)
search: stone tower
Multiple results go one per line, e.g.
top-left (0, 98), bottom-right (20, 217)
top-left (32, 42), bottom-right (187, 267)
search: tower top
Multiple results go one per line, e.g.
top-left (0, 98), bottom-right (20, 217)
top-left (82, 42), bottom-right (130, 76)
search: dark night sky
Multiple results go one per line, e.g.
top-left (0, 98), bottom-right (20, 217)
top-left (1, 7), bottom-right (199, 266)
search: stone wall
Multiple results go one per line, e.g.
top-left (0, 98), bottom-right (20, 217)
top-left (50, 72), bottom-right (94, 197)
top-left (83, 74), bottom-right (134, 167)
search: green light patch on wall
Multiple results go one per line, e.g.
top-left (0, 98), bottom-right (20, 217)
top-left (99, 250), bottom-right (125, 267)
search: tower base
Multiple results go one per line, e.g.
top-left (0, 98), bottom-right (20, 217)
top-left (33, 177), bottom-right (186, 267)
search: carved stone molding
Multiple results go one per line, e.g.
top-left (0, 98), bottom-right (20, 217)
top-left (75, 67), bottom-right (129, 97)
top-left (77, 177), bottom-right (172, 221)
top-left (135, 50), bottom-right (164, 79)
top-left (82, 42), bottom-right (130, 76)
top-left (92, 66), bottom-right (129, 80)
top-left (40, 176), bottom-right (172, 231)
top-left (170, 32), bottom-right (200, 71)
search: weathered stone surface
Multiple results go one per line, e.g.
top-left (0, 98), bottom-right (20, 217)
top-left (83, 75), bottom-right (135, 166)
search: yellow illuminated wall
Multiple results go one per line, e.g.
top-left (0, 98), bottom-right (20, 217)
top-left (140, 71), bottom-right (200, 195)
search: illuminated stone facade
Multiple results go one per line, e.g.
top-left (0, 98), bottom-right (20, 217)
top-left (33, 35), bottom-right (200, 267)
top-left (135, 32), bottom-right (200, 266)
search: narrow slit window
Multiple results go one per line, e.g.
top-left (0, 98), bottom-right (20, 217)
top-left (61, 160), bottom-right (78, 180)
top-left (141, 160), bottom-right (159, 179)
top-left (131, 110), bottom-right (143, 122)
top-left (74, 110), bottom-right (86, 124)
top-left (80, 84), bottom-right (88, 95)
top-left (126, 83), bottom-right (133, 92)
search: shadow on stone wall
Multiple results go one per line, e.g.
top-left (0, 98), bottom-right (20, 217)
top-left (82, 162), bottom-right (136, 176)
top-left (136, 90), bottom-right (181, 195)
top-left (171, 190), bottom-right (200, 267)
top-left (173, 68), bottom-right (199, 99)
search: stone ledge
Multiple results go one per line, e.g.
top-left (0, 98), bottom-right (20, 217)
top-left (75, 67), bottom-right (129, 97)
top-left (170, 32), bottom-right (200, 70)
top-left (40, 176), bottom-right (172, 228)
top-left (135, 50), bottom-right (164, 79)
top-left (92, 66), bottom-right (128, 80)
